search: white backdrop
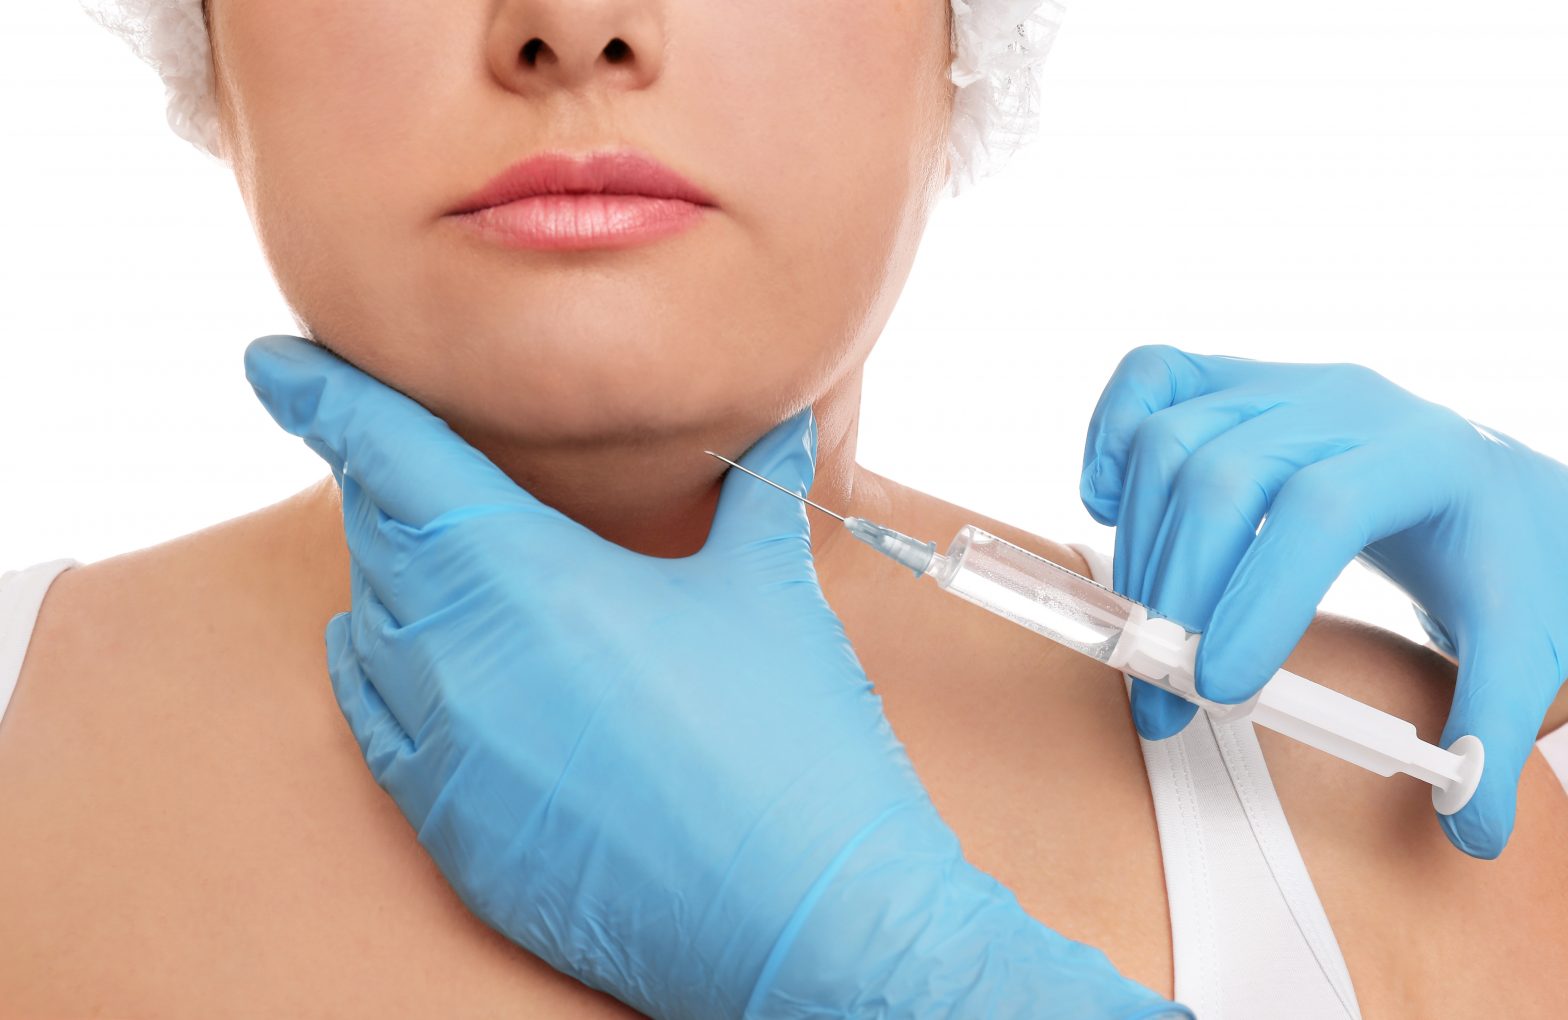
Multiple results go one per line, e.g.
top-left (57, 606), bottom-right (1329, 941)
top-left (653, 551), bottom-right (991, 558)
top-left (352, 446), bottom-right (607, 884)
top-left (4, 0), bottom-right (1566, 646)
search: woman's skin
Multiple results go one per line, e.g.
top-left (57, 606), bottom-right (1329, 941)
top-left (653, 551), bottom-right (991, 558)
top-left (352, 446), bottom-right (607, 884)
top-left (2, 0), bottom-right (1566, 1015)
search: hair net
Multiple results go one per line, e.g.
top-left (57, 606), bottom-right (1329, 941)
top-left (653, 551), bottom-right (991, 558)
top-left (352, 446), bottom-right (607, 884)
top-left (79, 0), bottom-right (1065, 196)
top-left (945, 0), bottom-right (1065, 194)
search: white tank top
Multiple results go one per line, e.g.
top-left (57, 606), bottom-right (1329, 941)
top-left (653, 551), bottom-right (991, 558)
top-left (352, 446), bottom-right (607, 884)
top-left (3, 553), bottom-right (1567, 1017)
top-left (1069, 543), bottom-right (1568, 1018)
top-left (1071, 544), bottom-right (1363, 1018)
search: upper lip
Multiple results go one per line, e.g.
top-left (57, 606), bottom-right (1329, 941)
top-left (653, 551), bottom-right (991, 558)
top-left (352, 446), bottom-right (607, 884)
top-left (447, 148), bottom-right (717, 215)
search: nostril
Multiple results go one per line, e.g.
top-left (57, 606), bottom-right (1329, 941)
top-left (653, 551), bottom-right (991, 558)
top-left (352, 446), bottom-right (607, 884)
top-left (604, 38), bottom-right (631, 63)
top-left (520, 38), bottom-right (549, 67)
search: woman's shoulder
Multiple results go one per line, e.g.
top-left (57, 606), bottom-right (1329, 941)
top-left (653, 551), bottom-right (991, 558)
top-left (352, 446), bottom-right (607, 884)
top-left (1, 481), bottom-right (349, 780)
top-left (26, 480), bottom-right (347, 668)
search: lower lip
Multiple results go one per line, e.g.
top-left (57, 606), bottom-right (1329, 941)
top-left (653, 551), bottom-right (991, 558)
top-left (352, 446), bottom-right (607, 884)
top-left (447, 193), bottom-right (712, 251)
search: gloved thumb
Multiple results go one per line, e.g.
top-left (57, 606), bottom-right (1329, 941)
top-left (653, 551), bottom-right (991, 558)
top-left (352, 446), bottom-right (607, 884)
top-left (1130, 680), bottom-right (1200, 741)
top-left (245, 334), bottom-right (544, 528)
top-left (244, 334), bottom-right (357, 487)
top-left (1436, 638), bottom-right (1558, 859)
top-left (703, 407), bottom-right (819, 558)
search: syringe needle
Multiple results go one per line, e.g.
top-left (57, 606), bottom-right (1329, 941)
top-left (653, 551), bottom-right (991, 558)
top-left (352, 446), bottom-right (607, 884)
top-left (704, 450), bottom-right (939, 577)
top-left (704, 450), bottom-right (847, 522)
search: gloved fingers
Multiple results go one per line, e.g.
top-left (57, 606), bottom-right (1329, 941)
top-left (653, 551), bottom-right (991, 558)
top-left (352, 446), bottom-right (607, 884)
top-left (1122, 418), bottom-right (1295, 740)
top-left (1080, 344), bottom-right (1264, 525)
top-left (1112, 391), bottom-right (1283, 620)
top-left (1195, 440), bottom-right (1457, 703)
top-left (325, 608), bottom-right (414, 783)
top-left (343, 556), bottom-right (445, 743)
top-left (244, 334), bottom-right (558, 529)
top-left (340, 469), bottom-right (475, 624)
top-left (1110, 401), bottom-right (1287, 743)
top-left (341, 470), bottom-right (420, 620)
top-left (1129, 679), bottom-right (1200, 741)
top-left (332, 596), bottom-right (455, 837)
top-left (1437, 637), bottom-right (1561, 859)
top-left (1136, 400), bottom-right (1356, 686)
top-left (702, 406), bottom-right (819, 559)
top-left (1191, 450), bottom-right (1382, 703)
top-left (342, 457), bottom-right (600, 630)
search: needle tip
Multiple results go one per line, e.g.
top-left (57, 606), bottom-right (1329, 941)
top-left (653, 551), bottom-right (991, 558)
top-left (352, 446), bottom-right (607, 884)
top-left (701, 446), bottom-right (846, 521)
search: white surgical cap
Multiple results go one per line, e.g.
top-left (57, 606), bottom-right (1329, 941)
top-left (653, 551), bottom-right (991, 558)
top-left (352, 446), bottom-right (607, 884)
top-left (80, 0), bottom-right (1065, 196)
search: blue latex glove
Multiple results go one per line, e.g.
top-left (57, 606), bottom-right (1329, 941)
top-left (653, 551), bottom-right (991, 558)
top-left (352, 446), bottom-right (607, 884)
top-left (245, 334), bottom-right (1189, 1020)
top-left (1080, 344), bottom-right (1568, 859)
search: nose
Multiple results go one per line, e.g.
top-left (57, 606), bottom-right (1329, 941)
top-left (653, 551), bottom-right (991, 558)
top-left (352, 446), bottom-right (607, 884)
top-left (486, 0), bottom-right (665, 95)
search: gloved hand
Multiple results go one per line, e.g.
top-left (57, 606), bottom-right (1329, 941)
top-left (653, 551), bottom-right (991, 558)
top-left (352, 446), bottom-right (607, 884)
top-left (1079, 343), bottom-right (1568, 859)
top-left (245, 334), bottom-right (1190, 1020)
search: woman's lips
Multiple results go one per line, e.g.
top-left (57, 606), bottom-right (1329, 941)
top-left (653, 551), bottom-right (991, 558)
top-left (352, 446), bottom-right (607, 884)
top-left (445, 148), bottom-right (716, 252)
top-left (451, 192), bottom-right (711, 251)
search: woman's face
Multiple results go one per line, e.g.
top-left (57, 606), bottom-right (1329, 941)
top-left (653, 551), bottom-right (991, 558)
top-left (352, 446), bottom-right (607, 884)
top-left (209, 0), bottom-right (954, 447)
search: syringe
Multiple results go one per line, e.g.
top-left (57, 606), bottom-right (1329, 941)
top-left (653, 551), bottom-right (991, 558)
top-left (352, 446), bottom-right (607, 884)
top-left (706, 452), bottom-right (1485, 814)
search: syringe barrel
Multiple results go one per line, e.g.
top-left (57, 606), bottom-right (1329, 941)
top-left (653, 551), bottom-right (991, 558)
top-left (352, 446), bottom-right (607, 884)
top-left (926, 525), bottom-right (1484, 811)
top-left (928, 525), bottom-right (1135, 663)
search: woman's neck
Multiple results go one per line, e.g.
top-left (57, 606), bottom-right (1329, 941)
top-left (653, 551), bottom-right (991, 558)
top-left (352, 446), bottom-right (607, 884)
top-left (291, 364), bottom-right (899, 608)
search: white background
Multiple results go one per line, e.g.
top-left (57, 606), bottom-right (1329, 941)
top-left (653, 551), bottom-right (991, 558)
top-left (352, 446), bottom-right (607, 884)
top-left (4, 0), bottom-right (1566, 646)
